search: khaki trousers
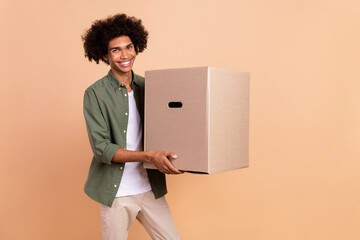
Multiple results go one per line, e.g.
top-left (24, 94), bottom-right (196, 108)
top-left (100, 191), bottom-right (180, 240)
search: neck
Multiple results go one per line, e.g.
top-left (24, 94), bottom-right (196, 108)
top-left (112, 70), bottom-right (133, 90)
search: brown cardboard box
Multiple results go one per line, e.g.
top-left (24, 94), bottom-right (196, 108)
top-left (144, 67), bottom-right (249, 174)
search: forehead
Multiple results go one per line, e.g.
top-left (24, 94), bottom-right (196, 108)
top-left (108, 36), bottom-right (133, 48)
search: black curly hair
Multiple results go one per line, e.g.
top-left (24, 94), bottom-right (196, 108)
top-left (82, 14), bottom-right (148, 64)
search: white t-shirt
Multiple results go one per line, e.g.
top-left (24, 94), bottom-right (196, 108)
top-left (116, 90), bottom-right (152, 197)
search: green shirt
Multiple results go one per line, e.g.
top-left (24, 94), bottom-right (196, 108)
top-left (83, 70), bottom-right (167, 207)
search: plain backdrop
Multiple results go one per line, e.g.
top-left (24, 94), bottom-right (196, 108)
top-left (1, 0), bottom-right (359, 239)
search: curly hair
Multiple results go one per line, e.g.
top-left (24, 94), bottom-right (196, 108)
top-left (82, 14), bottom-right (149, 64)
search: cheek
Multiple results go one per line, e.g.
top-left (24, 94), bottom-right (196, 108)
top-left (109, 56), bottom-right (117, 64)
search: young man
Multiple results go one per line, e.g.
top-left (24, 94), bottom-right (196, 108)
top-left (82, 14), bottom-right (182, 240)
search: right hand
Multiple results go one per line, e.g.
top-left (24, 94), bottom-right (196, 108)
top-left (148, 151), bottom-right (183, 174)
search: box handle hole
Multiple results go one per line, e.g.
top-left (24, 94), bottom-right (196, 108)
top-left (168, 102), bottom-right (183, 108)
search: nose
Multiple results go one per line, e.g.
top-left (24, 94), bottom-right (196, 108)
top-left (120, 50), bottom-right (128, 58)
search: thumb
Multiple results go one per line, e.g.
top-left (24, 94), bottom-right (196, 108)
top-left (164, 151), bottom-right (177, 159)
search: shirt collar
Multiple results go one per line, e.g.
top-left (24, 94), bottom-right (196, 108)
top-left (108, 70), bottom-right (140, 91)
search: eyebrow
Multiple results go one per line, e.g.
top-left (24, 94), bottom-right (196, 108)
top-left (109, 43), bottom-right (134, 51)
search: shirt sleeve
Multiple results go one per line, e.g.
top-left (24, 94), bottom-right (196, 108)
top-left (83, 88), bottom-right (120, 164)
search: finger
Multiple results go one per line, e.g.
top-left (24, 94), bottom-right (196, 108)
top-left (164, 160), bottom-right (182, 174)
top-left (164, 151), bottom-right (177, 160)
top-left (157, 162), bottom-right (171, 174)
top-left (158, 161), bottom-right (175, 175)
top-left (161, 166), bottom-right (172, 174)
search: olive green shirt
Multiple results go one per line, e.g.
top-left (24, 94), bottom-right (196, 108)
top-left (83, 70), bottom-right (167, 207)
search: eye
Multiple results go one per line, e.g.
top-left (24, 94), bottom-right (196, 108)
top-left (127, 44), bottom-right (134, 49)
top-left (111, 49), bottom-right (119, 53)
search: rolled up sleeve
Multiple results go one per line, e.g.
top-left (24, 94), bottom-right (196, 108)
top-left (83, 89), bottom-right (119, 164)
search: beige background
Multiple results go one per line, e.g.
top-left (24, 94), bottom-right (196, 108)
top-left (1, 0), bottom-right (359, 239)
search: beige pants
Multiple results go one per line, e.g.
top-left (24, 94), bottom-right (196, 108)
top-left (100, 191), bottom-right (180, 240)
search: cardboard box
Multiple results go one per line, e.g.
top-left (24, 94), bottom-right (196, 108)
top-left (144, 67), bottom-right (249, 174)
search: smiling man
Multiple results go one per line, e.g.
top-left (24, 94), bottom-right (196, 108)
top-left (82, 14), bottom-right (181, 240)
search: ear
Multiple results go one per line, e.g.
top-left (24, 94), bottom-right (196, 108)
top-left (103, 54), bottom-right (110, 64)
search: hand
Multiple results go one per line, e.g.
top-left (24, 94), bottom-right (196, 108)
top-left (148, 151), bottom-right (183, 174)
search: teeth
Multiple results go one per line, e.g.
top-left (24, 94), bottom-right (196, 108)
top-left (120, 61), bottom-right (130, 65)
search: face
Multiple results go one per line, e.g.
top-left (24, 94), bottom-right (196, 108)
top-left (105, 36), bottom-right (136, 76)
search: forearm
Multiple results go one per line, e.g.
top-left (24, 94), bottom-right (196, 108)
top-left (112, 147), bottom-right (153, 163)
top-left (112, 148), bottom-right (182, 174)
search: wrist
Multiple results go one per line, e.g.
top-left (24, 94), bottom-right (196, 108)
top-left (144, 151), bottom-right (154, 163)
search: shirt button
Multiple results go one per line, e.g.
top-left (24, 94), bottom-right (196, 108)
top-left (123, 130), bottom-right (126, 133)
top-left (125, 112), bottom-right (128, 116)
top-left (114, 184), bottom-right (117, 188)
top-left (124, 94), bottom-right (127, 97)
top-left (118, 88), bottom-right (121, 90)
top-left (120, 166), bottom-right (123, 170)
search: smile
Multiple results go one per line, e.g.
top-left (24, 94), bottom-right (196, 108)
top-left (118, 60), bottom-right (131, 67)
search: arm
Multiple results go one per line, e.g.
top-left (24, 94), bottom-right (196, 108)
top-left (84, 88), bottom-right (182, 174)
top-left (112, 148), bottom-right (182, 174)
top-left (83, 88), bottom-right (120, 164)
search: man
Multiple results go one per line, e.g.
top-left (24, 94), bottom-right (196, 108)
top-left (82, 13), bottom-right (182, 240)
